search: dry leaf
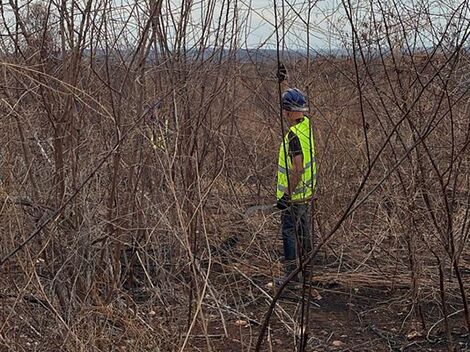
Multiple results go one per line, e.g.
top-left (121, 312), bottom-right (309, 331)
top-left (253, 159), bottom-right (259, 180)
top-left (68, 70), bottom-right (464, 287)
top-left (332, 340), bottom-right (344, 347)
top-left (235, 319), bottom-right (248, 326)
top-left (406, 330), bottom-right (423, 340)
top-left (311, 289), bottom-right (322, 300)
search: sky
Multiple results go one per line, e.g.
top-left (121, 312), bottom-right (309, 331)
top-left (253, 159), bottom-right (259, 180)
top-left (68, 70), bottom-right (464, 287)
top-left (242, 0), bottom-right (345, 49)
top-left (110, 0), bottom-right (347, 50)
top-left (3, 0), bottom-right (467, 52)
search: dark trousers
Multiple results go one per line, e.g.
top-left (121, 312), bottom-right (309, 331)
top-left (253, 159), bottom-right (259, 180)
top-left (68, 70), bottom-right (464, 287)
top-left (281, 203), bottom-right (311, 276)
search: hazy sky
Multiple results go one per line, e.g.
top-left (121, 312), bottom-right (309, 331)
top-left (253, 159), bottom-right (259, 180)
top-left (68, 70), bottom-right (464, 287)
top-left (3, 0), bottom-right (463, 52)
top-left (243, 0), bottom-right (344, 49)
top-left (3, 0), bottom-right (342, 50)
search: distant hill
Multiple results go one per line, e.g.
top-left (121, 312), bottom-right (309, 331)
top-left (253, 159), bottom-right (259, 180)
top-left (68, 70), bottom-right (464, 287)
top-left (82, 47), bottom-right (350, 63)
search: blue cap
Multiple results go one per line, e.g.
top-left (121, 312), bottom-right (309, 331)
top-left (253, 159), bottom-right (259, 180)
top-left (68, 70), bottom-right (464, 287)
top-left (281, 88), bottom-right (308, 112)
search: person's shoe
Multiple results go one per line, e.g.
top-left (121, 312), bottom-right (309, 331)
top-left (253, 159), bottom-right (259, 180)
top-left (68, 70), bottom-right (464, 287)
top-left (273, 277), bottom-right (286, 288)
top-left (273, 275), bottom-right (301, 289)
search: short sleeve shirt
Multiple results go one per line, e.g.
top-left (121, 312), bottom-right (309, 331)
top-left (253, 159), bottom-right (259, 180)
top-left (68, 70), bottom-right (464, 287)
top-left (288, 131), bottom-right (302, 160)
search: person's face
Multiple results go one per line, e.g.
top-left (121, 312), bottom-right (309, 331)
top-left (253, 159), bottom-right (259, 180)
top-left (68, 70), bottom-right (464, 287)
top-left (282, 109), bottom-right (290, 121)
top-left (283, 109), bottom-right (296, 124)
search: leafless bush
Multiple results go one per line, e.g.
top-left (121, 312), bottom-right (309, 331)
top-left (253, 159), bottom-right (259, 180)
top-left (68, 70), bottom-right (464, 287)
top-left (1, 0), bottom-right (470, 351)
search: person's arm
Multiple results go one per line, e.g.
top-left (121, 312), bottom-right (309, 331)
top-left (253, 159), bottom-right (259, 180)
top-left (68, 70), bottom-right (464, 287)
top-left (280, 79), bottom-right (289, 92)
top-left (277, 63), bottom-right (289, 89)
top-left (286, 154), bottom-right (303, 195)
top-left (285, 131), bottom-right (303, 195)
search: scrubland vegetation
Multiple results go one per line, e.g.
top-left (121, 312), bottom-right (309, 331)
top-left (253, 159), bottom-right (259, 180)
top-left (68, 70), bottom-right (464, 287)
top-left (1, 0), bottom-right (470, 351)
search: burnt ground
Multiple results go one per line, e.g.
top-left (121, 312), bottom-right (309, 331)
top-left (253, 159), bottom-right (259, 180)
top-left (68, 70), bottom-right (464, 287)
top-left (3, 246), bottom-right (470, 351)
top-left (189, 273), bottom-right (470, 352)
top-left (183, 246), bottom-right (470, 352)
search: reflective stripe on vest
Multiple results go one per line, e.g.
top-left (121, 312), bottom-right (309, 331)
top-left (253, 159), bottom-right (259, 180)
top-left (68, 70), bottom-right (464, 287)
top-left (276, 117), bottom-right (317, 202)
top-left (278, 159), bottom-right (314, 175)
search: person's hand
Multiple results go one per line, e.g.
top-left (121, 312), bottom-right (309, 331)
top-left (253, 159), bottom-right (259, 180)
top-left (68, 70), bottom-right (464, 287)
top-left (277, 63), bottom-right (287, 83)
top-left (276, 193), bottom-right (290, 210)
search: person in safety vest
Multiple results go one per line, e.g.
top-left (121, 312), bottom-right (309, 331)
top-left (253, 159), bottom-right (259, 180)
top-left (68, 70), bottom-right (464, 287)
top-left (275, 83), bottom-right (317, 285)
top-left (144, 99), bottom-right (168, 151)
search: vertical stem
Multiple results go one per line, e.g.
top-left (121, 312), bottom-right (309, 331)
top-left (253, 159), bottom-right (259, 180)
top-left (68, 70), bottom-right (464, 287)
top-left (453, 261), bottom-right (470, 333)
top-left (438, 258), bottom-right (453, 351)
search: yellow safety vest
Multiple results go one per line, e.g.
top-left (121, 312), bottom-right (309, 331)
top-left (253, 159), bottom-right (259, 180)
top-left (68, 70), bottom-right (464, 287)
top-left (276, 116), bottom-right (317, 202)
top-left (145, 118), bottom-right (169, 151)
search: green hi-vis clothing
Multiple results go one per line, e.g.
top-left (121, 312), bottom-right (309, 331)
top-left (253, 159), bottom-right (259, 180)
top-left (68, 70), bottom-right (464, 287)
top-left (145, 118), bottom-right (169, 151)
top-left (276, 116), bottom-right (317, 202)
top-left (146, 127), bottom-right (164, 150)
